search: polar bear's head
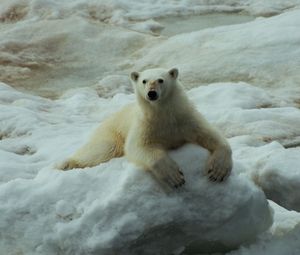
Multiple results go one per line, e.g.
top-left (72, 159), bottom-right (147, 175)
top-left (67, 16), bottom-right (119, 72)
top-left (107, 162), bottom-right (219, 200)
top-left (130, 68), bottom-right (178, 103)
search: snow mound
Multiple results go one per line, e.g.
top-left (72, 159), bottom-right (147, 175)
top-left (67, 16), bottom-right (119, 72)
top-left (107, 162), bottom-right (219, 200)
top-left (232, 141), bottom-right (300, 213)
top-left (229, 223), bottom-right (300, 255)
top-left (0, 144), bottom-right (272, 255)
top-left (93, 74), bottom-right (133, 98)
top-left (189, 82), bottom-right (274, 111)
top-left (254, 146), bottom-right (300, 212)
top-left (134, 10), bottom-right (300, 93)
top-left (191, 83), bottom-right (300, 213)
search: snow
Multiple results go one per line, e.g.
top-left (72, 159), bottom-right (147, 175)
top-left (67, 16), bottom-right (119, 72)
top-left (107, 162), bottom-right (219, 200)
top-left (0, 80), bottom-right (298, 254)
top-left (0, 83), bottom-right (275, 255)
top-left (0, 138), bottom-right (273, 254)
top-left (1, 0), bottom-right (299, 23)
top-left (1, 0), bottom-right (300, 98)
top-left (229, 202), bottom-right (300, 255)
top-left (1, 0), bottom-right (300, 254)
top-left (134, 9), bottom-right (300, 99)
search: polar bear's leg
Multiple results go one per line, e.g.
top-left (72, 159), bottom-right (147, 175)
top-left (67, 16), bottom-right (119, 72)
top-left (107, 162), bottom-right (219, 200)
top-left (60, 129), bottom-right (124, 170)
top-left (125, 140), bottom-right (185, 189)
top-left (192, 116), bottom-right (232, 182)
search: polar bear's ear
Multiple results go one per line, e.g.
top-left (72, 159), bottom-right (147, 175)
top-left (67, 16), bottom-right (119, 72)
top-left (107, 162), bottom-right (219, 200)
top-left (168, 68), bottom-right (178, 79)
top-left (130, 72), bottom-right (139, 82)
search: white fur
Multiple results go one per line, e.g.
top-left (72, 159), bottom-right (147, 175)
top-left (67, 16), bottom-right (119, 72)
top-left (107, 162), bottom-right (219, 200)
top-left (60, 68), bottom-right (232, 189)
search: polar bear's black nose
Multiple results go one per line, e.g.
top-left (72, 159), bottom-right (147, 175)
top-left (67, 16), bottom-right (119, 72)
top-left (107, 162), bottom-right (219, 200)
top-left (147, 91), bottom-right (158, 101)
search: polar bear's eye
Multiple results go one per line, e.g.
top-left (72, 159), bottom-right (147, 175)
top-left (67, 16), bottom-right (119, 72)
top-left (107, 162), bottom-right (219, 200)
top-left (158, 79), bottom-right (164, 84)
top-left (142, 80), bottom-right (147, 84)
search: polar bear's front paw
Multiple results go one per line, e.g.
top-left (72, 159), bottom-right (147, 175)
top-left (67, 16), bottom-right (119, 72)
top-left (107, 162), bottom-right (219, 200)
top-left (205, 151), bottom-right (232, 182)
top-left (151, 157), bottom-right (185, 189)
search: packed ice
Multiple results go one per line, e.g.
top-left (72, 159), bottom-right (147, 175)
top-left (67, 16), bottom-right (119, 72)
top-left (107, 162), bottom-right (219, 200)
top-left (1, 0), bottom-right (300, 254)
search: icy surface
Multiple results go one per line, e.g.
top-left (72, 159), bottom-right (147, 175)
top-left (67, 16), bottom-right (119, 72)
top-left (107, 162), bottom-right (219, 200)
top-left (1, 0), bottom-right (300, 254)
top-left (1, 0), bottom-right (300, 98)
top-left (135, 9), bottom-right (300, 96)
top-left (0, 80), bottom-right (298, 254)
top-left (0, 83), bottom-right (274, 254)
top-left (0, 141), bottom-right (272, 254)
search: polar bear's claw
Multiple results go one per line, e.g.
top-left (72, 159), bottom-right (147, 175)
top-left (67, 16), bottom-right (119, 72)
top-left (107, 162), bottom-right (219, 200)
top-left (59, 159), bottom-right (85, 171)
top-left (206, 156), bottom-right (232, 182)
top-left (151, 158), bottom-right (186, 189)
top-left (205, 149), bottom-right (232, 183)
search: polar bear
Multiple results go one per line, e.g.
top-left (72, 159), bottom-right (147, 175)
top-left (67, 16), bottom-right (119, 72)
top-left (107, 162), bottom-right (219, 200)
top-left (60, 68), bottom-right (232, 189)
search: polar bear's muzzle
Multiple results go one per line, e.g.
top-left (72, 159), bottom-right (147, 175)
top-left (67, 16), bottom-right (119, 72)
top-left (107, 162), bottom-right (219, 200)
top-left (147, 90), bottom-right (158, 101)
top-left (146, 81), bottom-right (160, 101)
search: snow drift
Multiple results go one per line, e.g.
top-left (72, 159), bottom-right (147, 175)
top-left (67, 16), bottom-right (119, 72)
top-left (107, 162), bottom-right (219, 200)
top-left (1, 0), bottom-right (300, 253)
top-left (0, 82), bottom-right (275, 254)
top-left (0, 143), bottom-right (273, 255)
